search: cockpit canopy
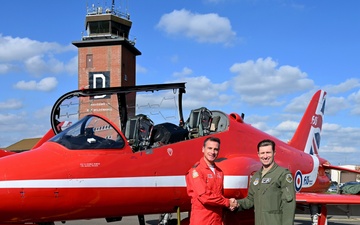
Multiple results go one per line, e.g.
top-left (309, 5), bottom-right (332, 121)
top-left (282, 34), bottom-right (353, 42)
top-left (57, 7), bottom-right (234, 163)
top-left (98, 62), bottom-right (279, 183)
top-left (48, 83), bottom-right (230, 152)
top-left (50, 114), bottom-right (125, 150)
top-left (49, 83), bottom-right (186, 151)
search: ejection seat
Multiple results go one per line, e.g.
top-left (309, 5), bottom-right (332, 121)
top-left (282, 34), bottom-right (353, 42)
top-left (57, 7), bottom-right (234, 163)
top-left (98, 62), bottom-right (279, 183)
top-left (125, 114), bottom-right (154, 152)
top-left (185, 107), bottom-right (213, 139)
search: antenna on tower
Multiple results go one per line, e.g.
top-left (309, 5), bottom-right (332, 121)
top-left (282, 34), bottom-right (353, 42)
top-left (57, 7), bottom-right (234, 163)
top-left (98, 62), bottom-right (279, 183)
top-left (111, 0), bottom-right (115, 13)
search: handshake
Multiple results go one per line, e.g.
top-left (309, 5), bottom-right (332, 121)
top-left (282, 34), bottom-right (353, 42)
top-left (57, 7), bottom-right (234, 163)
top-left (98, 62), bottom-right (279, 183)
top-left (229, 198), bottom-right (239, 211)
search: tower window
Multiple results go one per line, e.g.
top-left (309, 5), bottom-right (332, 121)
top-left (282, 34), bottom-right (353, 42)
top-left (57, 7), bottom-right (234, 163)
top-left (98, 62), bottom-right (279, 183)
top-left (86, 54), bottom-right (93, 68)
top-left (89, 21), bottom-right (110, 34)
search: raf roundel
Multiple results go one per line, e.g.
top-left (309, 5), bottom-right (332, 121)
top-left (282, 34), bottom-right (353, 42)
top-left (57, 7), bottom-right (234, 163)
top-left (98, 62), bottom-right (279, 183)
top-left (294, 170), bottom-right (303, 192)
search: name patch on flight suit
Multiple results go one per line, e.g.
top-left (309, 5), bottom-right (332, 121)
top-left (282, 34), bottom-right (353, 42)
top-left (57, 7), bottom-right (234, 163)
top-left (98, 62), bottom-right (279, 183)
top-left (208, 174), bottom-right (213, 178)
top-left (262, 178), bottom-right (271, 183)
top-left (253, 178), bottom-right (259, 185)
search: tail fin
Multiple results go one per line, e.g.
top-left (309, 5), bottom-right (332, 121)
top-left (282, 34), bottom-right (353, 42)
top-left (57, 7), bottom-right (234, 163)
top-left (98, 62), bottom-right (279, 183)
top-left (288, 90), bottom-right (327, 155)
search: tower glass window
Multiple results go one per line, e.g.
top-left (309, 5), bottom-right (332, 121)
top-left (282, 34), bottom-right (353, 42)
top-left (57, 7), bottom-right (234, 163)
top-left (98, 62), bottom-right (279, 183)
top-left (111, 21), bottom-right (130, 38)
top-left (89, 21), bottom-right (110, 35)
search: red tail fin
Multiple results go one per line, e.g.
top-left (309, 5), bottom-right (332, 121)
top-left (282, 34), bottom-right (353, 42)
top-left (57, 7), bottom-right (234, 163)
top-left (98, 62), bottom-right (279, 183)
top-left (288, 90), bottom-right (326, 155)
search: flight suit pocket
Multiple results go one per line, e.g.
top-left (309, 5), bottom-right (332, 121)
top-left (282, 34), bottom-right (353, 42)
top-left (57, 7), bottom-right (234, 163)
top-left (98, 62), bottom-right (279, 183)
top-left (285, 191), bottom-right (293, 202)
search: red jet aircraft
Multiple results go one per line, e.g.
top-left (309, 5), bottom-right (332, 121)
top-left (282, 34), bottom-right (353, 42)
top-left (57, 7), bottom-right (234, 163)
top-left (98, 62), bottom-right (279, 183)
top-left (0, 83), bottom-right (359, 225)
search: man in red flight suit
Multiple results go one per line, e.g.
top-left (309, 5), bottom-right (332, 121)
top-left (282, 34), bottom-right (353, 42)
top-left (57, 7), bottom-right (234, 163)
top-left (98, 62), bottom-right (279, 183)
top-left (186, 136), bottom-right (237, 225)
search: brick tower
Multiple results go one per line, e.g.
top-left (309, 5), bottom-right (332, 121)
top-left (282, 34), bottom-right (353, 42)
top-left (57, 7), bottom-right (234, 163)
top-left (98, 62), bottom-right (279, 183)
top-left (72, 3), bottom-right (141, 127)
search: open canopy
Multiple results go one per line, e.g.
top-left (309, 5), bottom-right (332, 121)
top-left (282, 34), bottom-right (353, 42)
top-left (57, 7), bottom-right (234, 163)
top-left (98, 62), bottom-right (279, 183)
top-left (50, 83), bottom-right (186, 135)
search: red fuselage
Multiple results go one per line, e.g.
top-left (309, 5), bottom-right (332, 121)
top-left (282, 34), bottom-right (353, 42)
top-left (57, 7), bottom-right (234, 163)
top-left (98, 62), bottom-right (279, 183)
top-left (0, 113), bottom-right (330, 223)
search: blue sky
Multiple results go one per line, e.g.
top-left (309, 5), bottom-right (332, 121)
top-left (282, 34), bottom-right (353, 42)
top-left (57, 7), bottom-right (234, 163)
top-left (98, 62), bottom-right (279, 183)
top-left (0, 0), bottom-right (359, 166)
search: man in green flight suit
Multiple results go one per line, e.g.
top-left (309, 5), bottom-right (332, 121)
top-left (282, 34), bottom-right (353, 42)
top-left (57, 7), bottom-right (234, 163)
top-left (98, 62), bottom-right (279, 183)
top-left (236, 139), bottom-right (296, 225)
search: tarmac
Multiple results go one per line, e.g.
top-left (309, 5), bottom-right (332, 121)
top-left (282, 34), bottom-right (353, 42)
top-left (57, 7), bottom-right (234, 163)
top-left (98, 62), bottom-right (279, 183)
top-left (54, 213), bottom-right (360, 225)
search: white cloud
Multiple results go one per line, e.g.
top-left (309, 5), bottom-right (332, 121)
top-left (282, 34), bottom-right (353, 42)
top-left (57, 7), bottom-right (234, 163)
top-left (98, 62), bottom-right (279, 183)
top-left (349, 90), bottom-right (360, 104)
top-left (25, 55), bottom-right (77, 77)
top-left (170, 75), bottom-right (230, 109)
top-left (249, 120), bottom-right (270, 132)
top-left (25, 55), bottom-right (49, 76)
top-left (276, 120), bottom-right (299, 132)
top-left (230, 57), bottom-right (314, 106)
top-left (0, 34), bottom-right (76, 76)
top-left (0, 99), bottom-right (23, 110)
top-left (14, 77), bottom-right (58, 91)
top-left (0, 63), bottom-right (12, 74)
top-left (156, 9), bottom-right (236, 45)
top-left (320, 145), bottom-right (357, 153)
top-left (326, 96), bottom-right (349, 115)
top-left (0, 111), bottom-right (49, 147)
top-left (34, 105), bottom-right (53, 119)
top-left (321, 123), bottom-right (360, 154)
top-left (136, 64), bottom-right (148, 74)
top-left (0, 34), bottom-right (73, 62)
top-left (324, 78), bottom-right (360, 94)
top-left (348, 89), bottom-right (360, 115)
top-left (284, 91), bottom-right (315, 113)
top-left (0, 112), bottom-right (27, 127)
top-left (65, 56), bottom-right (78, 75)
top-left (173, 67), bottom-right (193, 77)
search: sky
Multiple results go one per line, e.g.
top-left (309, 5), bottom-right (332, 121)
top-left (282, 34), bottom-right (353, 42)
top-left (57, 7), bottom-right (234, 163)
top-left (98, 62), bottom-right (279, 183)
top-left (0, 0), bottom-right (359, 166)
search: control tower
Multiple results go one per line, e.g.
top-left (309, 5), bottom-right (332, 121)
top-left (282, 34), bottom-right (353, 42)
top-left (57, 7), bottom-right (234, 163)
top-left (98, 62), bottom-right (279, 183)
top-left (72, 1), bottom-right (141, 126)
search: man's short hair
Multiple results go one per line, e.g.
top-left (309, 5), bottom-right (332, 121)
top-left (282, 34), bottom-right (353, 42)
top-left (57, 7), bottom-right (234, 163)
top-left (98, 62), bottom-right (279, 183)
top-left (203, 136), bottom-right (221, 147)
top-left (257, 139), bottom-right (275, 152)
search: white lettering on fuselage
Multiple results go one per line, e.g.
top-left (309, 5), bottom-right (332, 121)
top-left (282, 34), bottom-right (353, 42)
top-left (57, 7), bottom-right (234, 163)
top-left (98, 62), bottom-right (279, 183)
top-left (80, 163), bottom-right (101, 168)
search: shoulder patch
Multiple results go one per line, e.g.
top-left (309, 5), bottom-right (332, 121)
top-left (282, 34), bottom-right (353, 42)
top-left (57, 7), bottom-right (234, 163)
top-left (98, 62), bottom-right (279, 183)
top-left (286, 174), bottom-right (293, 183)
top-left (192, 169), bottom-right (199, 178)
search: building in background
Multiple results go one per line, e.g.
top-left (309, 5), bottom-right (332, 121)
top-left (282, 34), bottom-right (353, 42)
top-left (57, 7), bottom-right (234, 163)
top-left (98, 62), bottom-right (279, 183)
top-left (331, 165), bottom-right (360, 184)
top-left (3, 138), bottom-right (41, 153)
top-left (3, 2), bottom-right (141, 152)
top-left (72, 2), bottom-right (141, 128)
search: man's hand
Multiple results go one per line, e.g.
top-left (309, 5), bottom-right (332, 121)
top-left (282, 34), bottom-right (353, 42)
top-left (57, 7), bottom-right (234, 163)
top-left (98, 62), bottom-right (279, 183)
top-left (229, 198), bottom-right (238, 211)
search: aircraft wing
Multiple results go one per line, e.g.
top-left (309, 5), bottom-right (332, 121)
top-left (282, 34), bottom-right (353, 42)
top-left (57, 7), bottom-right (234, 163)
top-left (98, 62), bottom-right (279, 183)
top-left (0, 149), bottom-right (15, 157)
top-left (297, 192), bottom-right (360, 204)
top-left (322, 164), bottom-right (360, 174)
top-left (296, 192), bottom-right (360, 217)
